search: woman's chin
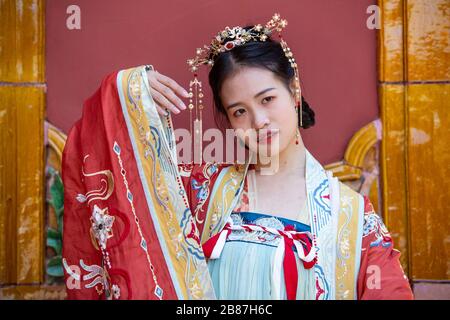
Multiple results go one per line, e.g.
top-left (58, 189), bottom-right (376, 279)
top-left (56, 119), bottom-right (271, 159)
top-left (248, 144), bottom-right (282, 158)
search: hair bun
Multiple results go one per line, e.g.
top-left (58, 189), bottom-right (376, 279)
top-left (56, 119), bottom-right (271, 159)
top-left (300, 97), bottom-right (315, 129)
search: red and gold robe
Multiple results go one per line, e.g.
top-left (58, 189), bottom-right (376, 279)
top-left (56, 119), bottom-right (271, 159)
top-left (62, 66), bottom-right (413, 300)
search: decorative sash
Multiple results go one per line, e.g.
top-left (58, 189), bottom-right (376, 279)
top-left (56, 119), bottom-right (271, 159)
top-left (202, 217), bottom-right (316, 300)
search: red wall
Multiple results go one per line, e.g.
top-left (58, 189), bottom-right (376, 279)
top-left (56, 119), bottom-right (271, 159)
top-left (46, 0), bottom-right (379, 164)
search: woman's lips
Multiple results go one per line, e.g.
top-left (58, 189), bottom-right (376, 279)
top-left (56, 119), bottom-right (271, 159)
top-left (257, 130), bottom-right (279, 144)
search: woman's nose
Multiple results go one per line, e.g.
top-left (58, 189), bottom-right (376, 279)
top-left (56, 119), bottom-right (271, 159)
top-left (253, 113), bottom-right (270, 130)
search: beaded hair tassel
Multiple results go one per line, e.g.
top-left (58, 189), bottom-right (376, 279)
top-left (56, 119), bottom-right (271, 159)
top-left (188, 73), bottom-right (204, 163)
top-left (279, 37), bottom-right (302, 129)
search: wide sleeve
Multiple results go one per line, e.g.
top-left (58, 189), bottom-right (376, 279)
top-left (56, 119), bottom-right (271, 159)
top-left (62, 64), bottom-right (229, 299)
top-left (357, 196), bottom-right (414, 300)
top-left (61, 121), bottom-right (103, 299)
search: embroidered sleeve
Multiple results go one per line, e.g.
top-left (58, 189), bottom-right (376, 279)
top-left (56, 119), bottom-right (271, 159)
top-left (357, 196), bottom-right (414, 300)
top-left (178, 162), bottom-right (228, 238)
top-left (62, 122), bottom-right (106, 299)
top-left (178, 162), bottom-right (195, 192)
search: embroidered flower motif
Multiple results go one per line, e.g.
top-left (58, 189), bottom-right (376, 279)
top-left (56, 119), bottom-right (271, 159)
top-left (192, 179), bottom-right (208, 201)
top-left (339, 238), bottom-right (350, 255)
top-left (228, 214), bottom-right (280, 244)
top-left (255, 216), bottom-right (284, 230)
top-left (363, 212), bottom-right (392, 248)
top-left (112, 284), bottom-right (121, 299)
top-left (79, 259), bottom-right (109, 295)
top-left (230, 213), bottom-right (244, 225)
top-left (76, 194), bottom-right (87, 203)
top-left (90, 205), bottom-right (115, 249)
top-left (363, 212), bottom-right (382, 236)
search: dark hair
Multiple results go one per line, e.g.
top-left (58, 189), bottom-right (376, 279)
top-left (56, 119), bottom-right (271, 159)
top-left (208, 28), bottom-right (315, 130)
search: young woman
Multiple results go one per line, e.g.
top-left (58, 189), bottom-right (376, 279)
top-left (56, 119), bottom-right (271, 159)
top-left (61, 15), bottom-right (413, 300)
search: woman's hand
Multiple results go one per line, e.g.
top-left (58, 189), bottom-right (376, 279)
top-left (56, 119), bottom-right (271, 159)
top-left (146, 69), bottom-right (190, 116)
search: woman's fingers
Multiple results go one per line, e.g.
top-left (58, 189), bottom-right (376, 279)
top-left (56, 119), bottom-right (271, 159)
top-left (150, 78), bottom-right (187, 111)
top-left (146, 70), bottom-right (190, 116)
top-left (155, 103), bottom-right (169, 116)
top-left (155, 71), bottom-right (190, 99)
top-left (151, 89), bottom-right (181, 114)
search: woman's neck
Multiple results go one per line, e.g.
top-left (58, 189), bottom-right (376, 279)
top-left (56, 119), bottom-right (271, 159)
top-left (254, 134), bottom-right (306, 177)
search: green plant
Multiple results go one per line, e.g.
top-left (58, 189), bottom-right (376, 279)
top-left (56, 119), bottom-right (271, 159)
top-left (46, 166), bottom-right (64, 278)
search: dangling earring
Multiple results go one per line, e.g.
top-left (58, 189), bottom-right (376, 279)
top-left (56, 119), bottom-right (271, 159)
top-left (295, 105), bottom-right (300, 145)
top-left (298, 99), bottom-right (303, 129)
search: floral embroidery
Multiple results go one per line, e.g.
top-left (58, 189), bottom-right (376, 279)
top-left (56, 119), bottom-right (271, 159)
top-left (76, 194), bottom-right (87, 203)
top-left (81, 259), bottom-right (109, 294)
top-left (112, 284), bottom-right (121, 299)
top-left (363, 212), bottom-right (392, 248)
top-left (192, 178), bottom-right (209, 202)
top-left (191, 162), bottom-right (218, 224)
top-left (227, 213), bottom-right (284, 245)
top-left (63, 258), bottom-right (121, 300)
top-left (90, 205), bottom-right (115, 250)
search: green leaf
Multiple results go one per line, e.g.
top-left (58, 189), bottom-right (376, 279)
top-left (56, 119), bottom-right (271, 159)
top-left (47, 256), bottom-right (64, 278)
top-left (47, 256), bottom-right (62, 267)
top-left (45, 167), bottom-right (65, 265)
top-left (47, 237), bottom-right (62, 255)
top-left (57, 213), bottom-right (64, 234)
top-left (49, 171), bottom-right (64, 215)
top-left (47, 227), bottom-right (62, 240)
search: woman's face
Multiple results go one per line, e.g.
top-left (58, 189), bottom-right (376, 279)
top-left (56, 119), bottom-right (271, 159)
top-left (220, 66), bottom-right (299, 156)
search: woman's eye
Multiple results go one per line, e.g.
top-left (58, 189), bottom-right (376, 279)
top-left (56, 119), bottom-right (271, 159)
top-left (262, 96), bottom-right (274, 104)
top-left (233, 108), bottom-right (246, 117)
